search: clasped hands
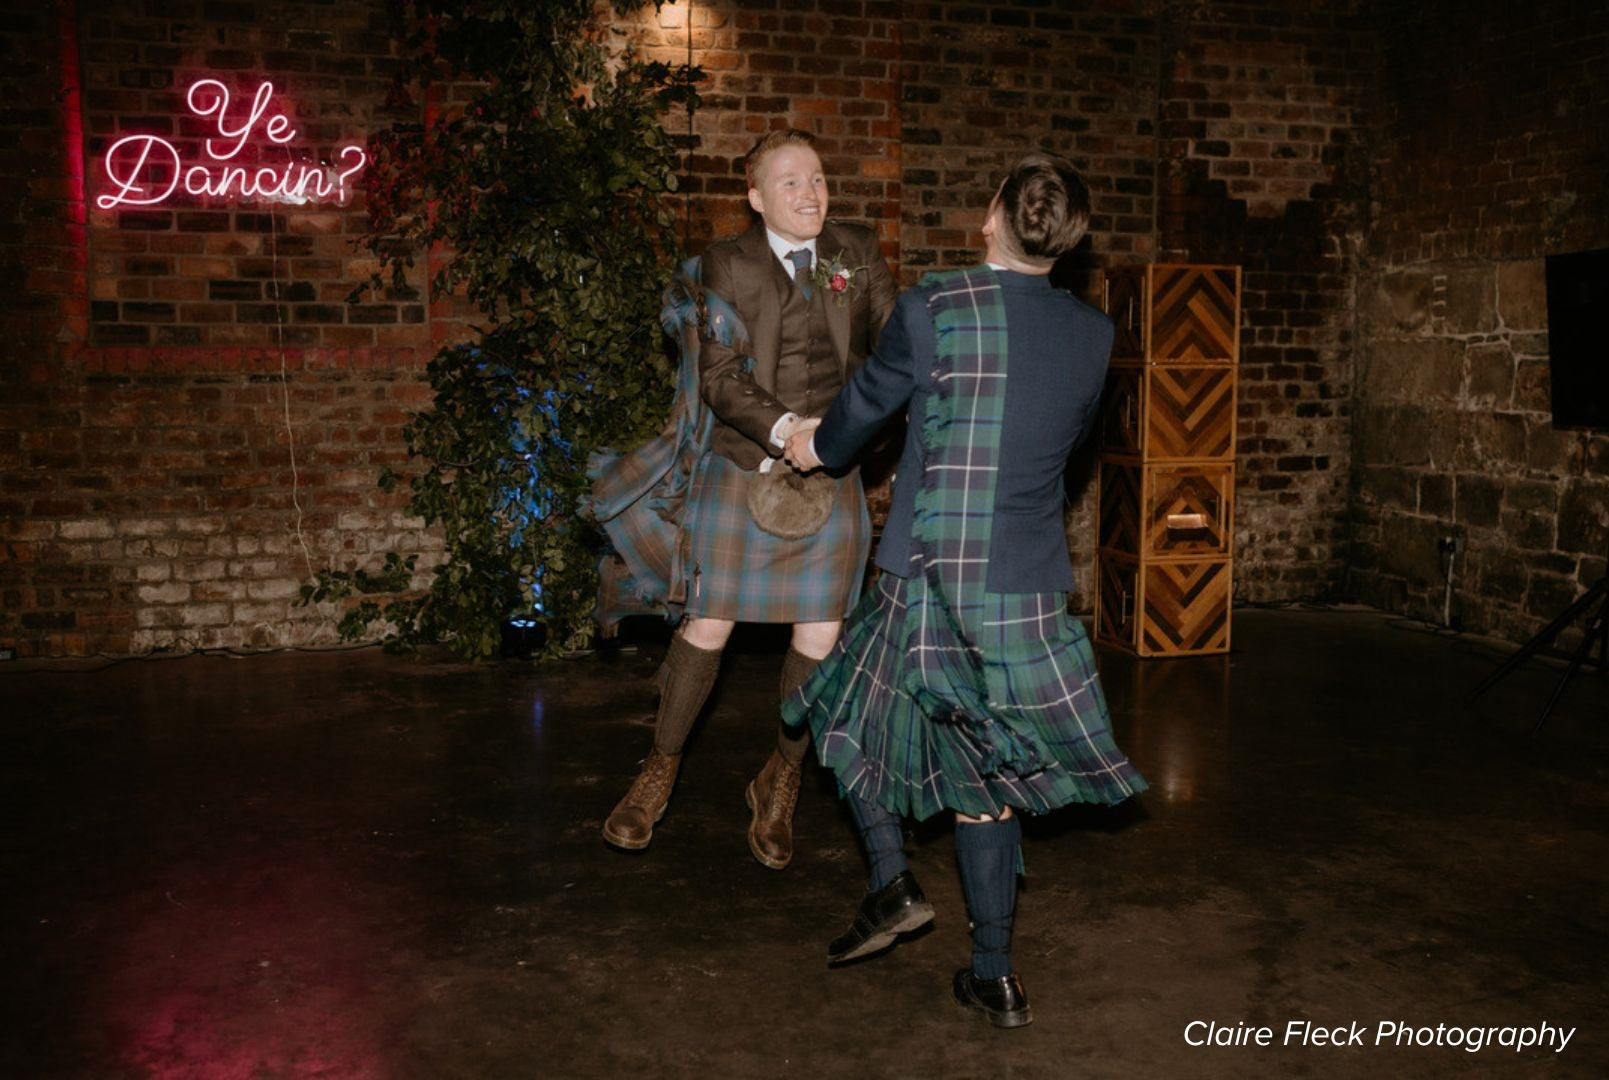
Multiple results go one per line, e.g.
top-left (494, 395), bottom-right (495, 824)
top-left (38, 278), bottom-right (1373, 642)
top-left (778, 416), bottom-right (823, 472)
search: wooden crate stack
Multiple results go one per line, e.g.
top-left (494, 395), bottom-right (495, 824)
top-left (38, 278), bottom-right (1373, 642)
top-left (1095, 264), bottom-right (1241, 657)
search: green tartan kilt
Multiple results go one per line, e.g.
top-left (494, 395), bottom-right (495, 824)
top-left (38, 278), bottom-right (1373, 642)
top-left (788, 571), bottom-right (1148, 821)
top-left (684, 451), bottom-right (870, 624)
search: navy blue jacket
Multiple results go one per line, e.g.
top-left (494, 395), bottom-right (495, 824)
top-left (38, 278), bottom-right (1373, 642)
top-left (813, 270), bottom-right (1113, 594)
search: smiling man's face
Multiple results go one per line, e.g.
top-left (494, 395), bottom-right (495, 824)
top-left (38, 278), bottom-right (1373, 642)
top-left (748, 143), bottom-right (828, 246)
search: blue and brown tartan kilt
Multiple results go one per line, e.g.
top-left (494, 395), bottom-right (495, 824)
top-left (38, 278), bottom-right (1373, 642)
top-left (684, 451), bottom-right (870, 624)
top-left (791, 571), bottom-right (1148, 821)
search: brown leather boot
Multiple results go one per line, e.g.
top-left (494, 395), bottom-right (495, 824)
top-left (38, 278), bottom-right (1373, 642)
top-left (745, 749), bottom-right (803, 870)
top-left (603, 750), bottom-right (681, 851)
top-left (602, 635), bottom-right (722, 852)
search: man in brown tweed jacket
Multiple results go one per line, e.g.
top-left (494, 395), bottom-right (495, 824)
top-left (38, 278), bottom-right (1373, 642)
top-left (603, 129), bottom-right (896, 868)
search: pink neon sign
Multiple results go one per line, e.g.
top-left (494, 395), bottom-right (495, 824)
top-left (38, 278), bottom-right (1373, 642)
top-left (97, 79), bottom-right (367, 210)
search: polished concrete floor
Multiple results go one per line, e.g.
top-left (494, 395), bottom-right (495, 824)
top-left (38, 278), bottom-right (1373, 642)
top-left (2, 608), bottom-right (1606, 1079)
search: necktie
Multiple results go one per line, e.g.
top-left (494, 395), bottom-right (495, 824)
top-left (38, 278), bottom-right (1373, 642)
top-left (787, 248), bottom-right (813, 299)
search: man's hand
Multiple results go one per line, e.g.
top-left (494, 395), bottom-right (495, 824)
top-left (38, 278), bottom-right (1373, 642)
top-left (783, 418), bottom-right (823, 471)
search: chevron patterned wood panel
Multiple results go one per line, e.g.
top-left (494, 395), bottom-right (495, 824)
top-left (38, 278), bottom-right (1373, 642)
top-left (1098, 462), bottom-right (1142, 552)
top-left (1103, 269), bottom-right (1146, 359)
top-left (1140, 559), bottom-right (1231, 655)
top-left (1146, 465), bottom-right (1233, 557)
top-left (1096, 262), bottom-right (1239, 657)
top-left (1097, 556), bottom-right (1137, 646)
top-left (1145, 366), bottom-right (1236, 460)
top-left (1100, 365), bottom-right (1143, 454)
top-left (1150, 266), bottom-right (1239, 363)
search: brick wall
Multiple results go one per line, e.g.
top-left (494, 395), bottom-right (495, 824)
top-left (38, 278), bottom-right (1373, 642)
top-left (16, 0), bottom-right (1598, 657)
top-left (3, 0), bottom-right (1376, 657)
top-left (2, 0), bottom-right (438, 656)
top-left (630, 0), bottom-right (902, 253)
top-left (895, 0), bottom-right (1162, 601)
top-left (1350, 0), bottom-right (1609, 639)
top-left (1157, 1), bottom-right (1374, 602)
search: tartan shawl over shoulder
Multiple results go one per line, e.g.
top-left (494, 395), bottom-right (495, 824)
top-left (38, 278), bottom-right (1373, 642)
top-left (902, 266), bottom-right (1049, 773)
top-left (586, 257), bottom-right (750, 632)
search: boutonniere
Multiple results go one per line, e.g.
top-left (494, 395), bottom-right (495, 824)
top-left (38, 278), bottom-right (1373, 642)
top-left (811, 251), bottom-right (867, 306)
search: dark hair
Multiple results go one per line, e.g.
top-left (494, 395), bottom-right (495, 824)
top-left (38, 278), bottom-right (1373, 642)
top-left (995, 152), bottom-right (1091, 265)
top-left (744, 128), bottom-right (819, 189)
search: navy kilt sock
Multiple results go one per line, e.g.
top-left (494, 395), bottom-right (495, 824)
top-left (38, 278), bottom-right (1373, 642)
top-left (955, 815), bottom-right (1022, 981)
top-left (846, 791), bottom-right (907, 893)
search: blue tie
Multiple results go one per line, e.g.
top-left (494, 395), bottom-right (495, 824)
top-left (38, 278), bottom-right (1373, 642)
top-left (787, 248), bottom-right (813, 299)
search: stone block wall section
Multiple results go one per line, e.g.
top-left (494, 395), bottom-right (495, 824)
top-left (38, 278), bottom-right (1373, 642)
top-left (1350, 0), bottom-right (1609, 641)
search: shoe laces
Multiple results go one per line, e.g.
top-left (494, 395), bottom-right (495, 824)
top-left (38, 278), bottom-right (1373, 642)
top-left (626, 752), bottom-right (678, 807)
top-left (762, 759), bottom-right (802, 821)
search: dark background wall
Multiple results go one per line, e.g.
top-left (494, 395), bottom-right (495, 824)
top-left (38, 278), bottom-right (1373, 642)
top-left (3, 0), bottom-right (1606, 657)
top-left (1350, 0), bottom-right (1609, 639)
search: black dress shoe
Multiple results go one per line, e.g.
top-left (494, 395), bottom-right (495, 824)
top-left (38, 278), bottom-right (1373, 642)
top-left (827, 870), bottom-right (935, 965)
top-left (953, 969), bottom-right (1032, 1028)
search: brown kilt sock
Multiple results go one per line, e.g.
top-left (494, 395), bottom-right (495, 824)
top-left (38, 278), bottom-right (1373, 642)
top-left (652, 634), bottom-right (724, 756)
top-left (776, 646), bottom-right (820, 767)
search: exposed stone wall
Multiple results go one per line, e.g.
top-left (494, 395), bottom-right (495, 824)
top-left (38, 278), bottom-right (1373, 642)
top-left (1350, 0), bottom-right (1609, 639)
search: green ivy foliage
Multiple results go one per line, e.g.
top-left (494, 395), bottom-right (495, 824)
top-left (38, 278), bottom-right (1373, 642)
top-left (302, 0), bottom-right (698, 659)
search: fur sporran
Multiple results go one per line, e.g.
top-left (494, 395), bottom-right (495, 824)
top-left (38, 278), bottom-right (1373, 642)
top-left (747, 465), bottom-right (836, 540)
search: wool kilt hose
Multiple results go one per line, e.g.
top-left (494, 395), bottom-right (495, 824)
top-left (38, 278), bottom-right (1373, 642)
top-left (793, 569), bottom-right (1145, 821)
top-left (684, 451), bottom-right (870, 624)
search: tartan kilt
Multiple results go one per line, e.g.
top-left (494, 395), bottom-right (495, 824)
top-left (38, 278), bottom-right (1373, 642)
top-left (684, 451), bottom-right (870, 624)
top-left (786, 571), bottom-right (1148, 821)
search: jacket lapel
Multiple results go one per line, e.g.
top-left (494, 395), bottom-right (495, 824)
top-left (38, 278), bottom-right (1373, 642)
top-left (735, 225), bottom-right (784, 375)
top-left (818, 222), bottom-right (851, 368)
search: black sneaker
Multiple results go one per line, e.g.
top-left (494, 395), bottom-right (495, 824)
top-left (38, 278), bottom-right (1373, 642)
top-left (953, 969), bottom-right (1032, 1028)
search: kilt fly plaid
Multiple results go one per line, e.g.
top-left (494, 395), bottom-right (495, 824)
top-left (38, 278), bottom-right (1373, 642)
top-left (588, 259), bottom-right (730, 631)
top-left (783, 266), bottom-right (1147, 819)
top-left (685, 452), bottom-right (869, 624)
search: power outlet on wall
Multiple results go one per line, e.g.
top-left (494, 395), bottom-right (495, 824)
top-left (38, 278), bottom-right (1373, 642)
top-left (1437, 536), bottom-right (1460, 555)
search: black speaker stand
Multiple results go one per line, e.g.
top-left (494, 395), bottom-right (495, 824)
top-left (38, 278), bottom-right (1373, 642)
top-left (1467, 574), bottom-right (1609, 734)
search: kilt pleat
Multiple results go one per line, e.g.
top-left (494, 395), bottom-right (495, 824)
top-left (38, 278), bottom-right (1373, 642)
top-left (789, 570), bottom-right (1147, 821)
top-left (684, 452), bottom-right (870, 624)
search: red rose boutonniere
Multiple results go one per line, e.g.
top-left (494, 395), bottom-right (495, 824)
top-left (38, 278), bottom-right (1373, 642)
top-left (811, 251), bottom-right (867, 306)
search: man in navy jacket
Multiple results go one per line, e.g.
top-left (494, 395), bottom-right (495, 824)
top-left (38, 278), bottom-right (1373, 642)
top-left (784, 152), bottom-right (1147, 1029)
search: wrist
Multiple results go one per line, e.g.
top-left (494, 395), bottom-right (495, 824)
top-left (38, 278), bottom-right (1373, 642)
top-left (769, 411), bottom-right (801, 449)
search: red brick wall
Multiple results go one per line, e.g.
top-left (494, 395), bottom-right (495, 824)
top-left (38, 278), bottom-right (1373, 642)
top-left (895, 0), bottom-right (1162, 599)
top-left (898, 1), bottom-right (1159, 280)
top-left (1350, 0), bottom-right (1609, 639)
top-left (30, 1), bottom-right (1595, 657)
top-left (2, 0), bottom-right (438, 656)
top-left (3, 0), bottom-right (1382, 657)
top-left (630, 0), bottom-right (902, 254)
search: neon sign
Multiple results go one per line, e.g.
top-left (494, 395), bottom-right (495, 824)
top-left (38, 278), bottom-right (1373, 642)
top-left (96, 79), bottom-right (367, 210)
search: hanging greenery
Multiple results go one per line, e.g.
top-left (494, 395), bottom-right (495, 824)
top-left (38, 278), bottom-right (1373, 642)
top-left (302, 0), bottom-right (699, 658)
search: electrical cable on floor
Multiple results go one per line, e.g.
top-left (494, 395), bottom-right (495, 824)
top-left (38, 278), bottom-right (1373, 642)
top-left (273, 207), bottom-right (318, 583)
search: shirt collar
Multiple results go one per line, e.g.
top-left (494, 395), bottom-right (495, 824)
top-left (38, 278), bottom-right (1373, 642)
top-left (765, 228), bottom-right (817, 271)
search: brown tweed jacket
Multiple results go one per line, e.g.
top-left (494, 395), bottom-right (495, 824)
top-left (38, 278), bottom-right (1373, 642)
top-left (698, 220), bottom-right (896, 469)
